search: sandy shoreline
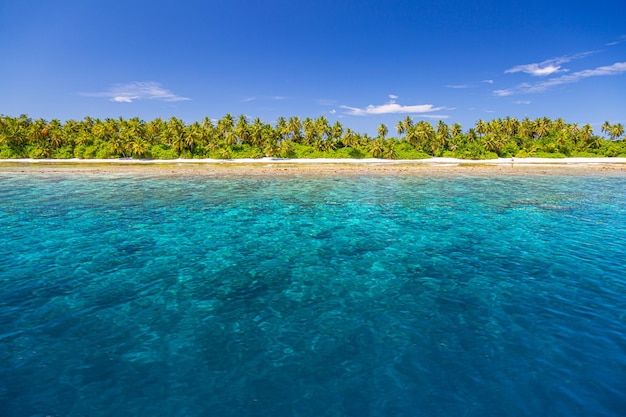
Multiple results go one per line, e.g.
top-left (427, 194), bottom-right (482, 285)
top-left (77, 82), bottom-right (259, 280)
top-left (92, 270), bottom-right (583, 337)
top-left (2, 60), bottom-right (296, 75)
top-left (1, 157), bottom-right (625, 177)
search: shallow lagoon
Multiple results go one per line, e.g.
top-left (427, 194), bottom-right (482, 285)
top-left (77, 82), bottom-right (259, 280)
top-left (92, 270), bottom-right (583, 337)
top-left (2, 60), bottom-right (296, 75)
top-left (1, 172), bottom-right (625, 416)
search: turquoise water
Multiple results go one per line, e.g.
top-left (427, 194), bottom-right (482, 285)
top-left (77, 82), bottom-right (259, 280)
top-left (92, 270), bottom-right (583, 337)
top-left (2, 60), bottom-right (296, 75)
top-left (1, 171), bottom-right (625, 417)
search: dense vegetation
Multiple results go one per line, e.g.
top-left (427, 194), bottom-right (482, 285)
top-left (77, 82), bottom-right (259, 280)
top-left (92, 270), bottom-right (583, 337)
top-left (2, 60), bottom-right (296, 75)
top-left (1, 114), bottom-right (625, 160)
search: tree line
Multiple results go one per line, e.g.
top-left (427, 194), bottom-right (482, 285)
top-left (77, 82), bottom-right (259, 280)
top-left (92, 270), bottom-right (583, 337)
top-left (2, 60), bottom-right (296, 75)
top-left (0, 114), bottom-right (624, 160)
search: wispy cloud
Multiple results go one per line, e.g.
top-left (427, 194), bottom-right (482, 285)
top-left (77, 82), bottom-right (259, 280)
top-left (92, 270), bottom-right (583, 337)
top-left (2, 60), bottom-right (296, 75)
top-left (445, 80), bottom-right (493, 89)
top-left (504, 52), bottom-right (594, 77)
top-left (245, 95), bottom-right (287, 102)
top-left (80, 81), bottom-right (190, 103)
top-left (493, 89), bottom-right (514, 97)
top-left (340, 96), bottom-right (445, 116)
top-left (513, 100), bottom-right (531, 105)
top-left (495, 61), bottom-right (626, 95)
top-left (606, 35), bottom-right (626, 46)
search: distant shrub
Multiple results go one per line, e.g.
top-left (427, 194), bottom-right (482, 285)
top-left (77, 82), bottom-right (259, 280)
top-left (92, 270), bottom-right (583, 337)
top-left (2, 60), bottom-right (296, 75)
top-left (499, 143), bottom-right (519, 158)
top-left (393, 142), bottom-right (431, 159)
top-left (0, 146), bottom-right (15, 158)
top-left (95, 147), bottom-right (115, 159)
top-left (531, 151), bottom-right (567, 158)
top-left (52, 146), bottom-right (74, 159)
top-left (229, 144), bottom-right (264, 159)
top-left (569, 151), bottom-right (600, 157)
top-left (598, 142), bottom-right (626, 157)
top-left (149, 145), bottom-right (179, 160)
top-left (456, 143), bottom-right (498, 160)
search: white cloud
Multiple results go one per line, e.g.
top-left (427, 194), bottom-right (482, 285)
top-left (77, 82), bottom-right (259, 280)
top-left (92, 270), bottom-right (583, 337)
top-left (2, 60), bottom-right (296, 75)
top-left (513, 100), bottom-right (531, 105)
top-left (495, 61), bottom-right (626, 95)
top-left (606, 35), bottom-right (626, 46)
top-left (388, 94), bottom-right (399, 99)
top-left (340, 99), bottom-right (445, 116)
top-left (483, 79), bottom-right (494, 84)
top-left (81, 81), bottom-right (190, 102)
top-left (112, 96), bottom-right (133, 103)
top-left (329, 109), bottom-right (337, 115)
top-left (445, 84), bottom-right (472, 89)
top-left (507, 64), bottom-right (564, 77)
top-left (243, 97), bottom-right (256, 102)
top-left (493, 89), bottom-right (514, 97)
top-left (505, 51), bottom-right (594, 77)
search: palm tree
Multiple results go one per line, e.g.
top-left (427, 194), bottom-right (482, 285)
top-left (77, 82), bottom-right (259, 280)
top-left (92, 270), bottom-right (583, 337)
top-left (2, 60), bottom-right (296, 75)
top-left (249, 118), bottom-right (265, 148)
top-left (368, 138), bottom-right (397, 159)
top-left (330, 121), bottom-right (344, 143)
top-left (396, 120), bottom-right (405, 136)
top-left (235, 114), bottom-right (250, 145)
top-left (475, 119), bottom-right (488, 137)
top-left (147, 118), bottom-right (166, 145)
top-left (533, 117), bottom-right (551, 139)
top-left (368, 138), bottom-right (386, 158)
top-left (435, 120), bottom-right (450, 152)
top-left (166, 116), bottom-right (186, 156)
top-left (341, 128), bottom-right (360, 148)
top-left (502, 116), bottom-right (519, 140)
top-left (610, 123), bottom-right (624, 141)
top-left (315, 116), bottom-right (331, 141)
top-left (217, 114), bottom-right (235, 141)
top-left (287, 116), bottom-right (303, 143)
top-left (451, 123), bottom-right (463, 138)
top-left (579, 124), bottom-right (594, 146)
top-left (302, 117), bottom-right (316, 145)
top-left (275, 116), bottom-right (289, 142)
top-left (396, 116), bottom-right (413, 137)
top-left (518, 117), bottom-right (534, 142)
top-left (466, 128), bottom-right (478, 143)
top-left (47, 119), bottom-right (65, 148)
top-left (414, 121), bottom-right (435, 153)
top-left (184, 122), bottom-right (203, 154)
top-left (377, 123), bottom-right (388, 140)
top-left (601, 121), bottom-right (612, 138)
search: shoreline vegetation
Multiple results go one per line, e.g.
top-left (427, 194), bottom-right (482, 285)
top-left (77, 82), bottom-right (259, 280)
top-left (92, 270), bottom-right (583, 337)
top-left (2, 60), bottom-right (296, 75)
top-left (1, 114), bottom-right (625, 162)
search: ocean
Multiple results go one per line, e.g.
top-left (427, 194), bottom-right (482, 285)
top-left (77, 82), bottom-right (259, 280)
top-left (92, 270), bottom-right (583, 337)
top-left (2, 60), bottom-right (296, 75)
top-left (1, 171), bottom-right (625, 416)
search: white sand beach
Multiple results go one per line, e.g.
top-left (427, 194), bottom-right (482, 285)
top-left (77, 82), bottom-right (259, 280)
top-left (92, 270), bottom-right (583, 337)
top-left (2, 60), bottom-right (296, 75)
top-left (1, 157), bottom-right (625, 176)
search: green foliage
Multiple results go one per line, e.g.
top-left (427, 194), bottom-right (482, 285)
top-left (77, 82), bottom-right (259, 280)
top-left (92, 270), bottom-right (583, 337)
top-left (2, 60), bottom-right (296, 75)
top-left (393, 142), bottom-right (431, 159)
top-left (569, 151), bottom-right (599, 157)
top-left (149, 145), bottom-right (179, 160)
top-left (531, 151), bottom-right (567, 159)
top-left (1, 114), bottom-right (624, 161)
top-left (597, 141), bottom-right (626, 157)
top-left (228, 144), bottom-right (265, 159)
top-left (282, 143), bottom-right (370, 159)
top-left (0, 145), bottom-right (20, 158)
top-left (455, 143), bottom-right (498, 160)
top-left (52, 146), bottom-right (74, 159)
top-left (499, 142), bottom-right (520, 158)
top-left (327, 147), bottom-right (368, 159)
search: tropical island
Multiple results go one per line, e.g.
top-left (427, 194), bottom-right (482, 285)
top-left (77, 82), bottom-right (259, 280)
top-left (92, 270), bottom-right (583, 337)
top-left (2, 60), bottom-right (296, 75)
top-left (1, 114), bottom-right (625, 161)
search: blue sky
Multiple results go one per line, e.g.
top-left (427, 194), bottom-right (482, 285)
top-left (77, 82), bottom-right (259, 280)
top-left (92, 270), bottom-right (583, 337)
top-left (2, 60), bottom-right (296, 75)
top-left (1, 0), bottom-right (624, 135)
